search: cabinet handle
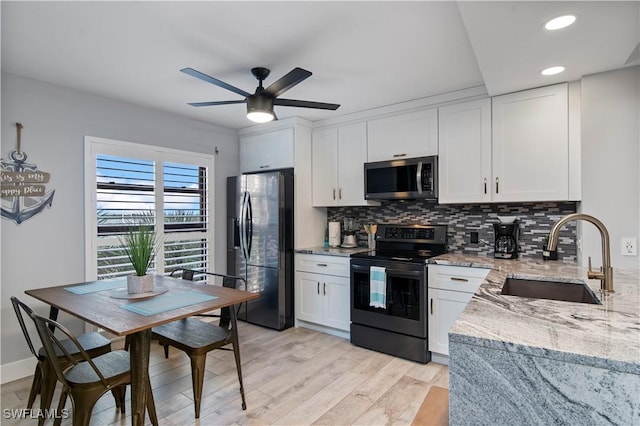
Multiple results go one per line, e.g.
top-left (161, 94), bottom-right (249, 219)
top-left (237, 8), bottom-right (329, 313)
top-left (317, 263), bottom-right (328, 267)
top-left (338, 188), bottom-right (342, 200)
top-left (323, 283), bottom-right (326, 295)
top-left (333, 189), bottom-right (336, 200)
top-left (451, 277), bottom-right (469, 282)
top-left (495, 177), bottom-right (499, 194)
top-left (430, 298), bottom-right (433, 315)
top-left (484, 178), bottom-right (487, 194)
top-left (317, 282), bottom-right (320, 295)
top-left (393, 153), bottom-right (407, 158)
top-left (259, 165), bottom-right (270, 169)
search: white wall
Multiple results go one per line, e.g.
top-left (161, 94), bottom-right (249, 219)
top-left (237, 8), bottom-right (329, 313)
top-left (580, 66), bottom-right (640, 271)
top-left (0, 72), bottom-right (239, 379)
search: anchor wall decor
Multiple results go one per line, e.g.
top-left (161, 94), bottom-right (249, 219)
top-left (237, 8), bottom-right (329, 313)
top-left (1, 123), bottom-right (56, 224)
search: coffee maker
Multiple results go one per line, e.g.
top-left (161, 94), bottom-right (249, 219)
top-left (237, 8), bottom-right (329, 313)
top-left (493, 218), bottom-right (520, 259)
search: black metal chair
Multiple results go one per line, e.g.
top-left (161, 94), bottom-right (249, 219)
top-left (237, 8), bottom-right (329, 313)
top-left (11, 296), bottom-right (113, 424)
top-left (28, 310), bottom-right (158, 426)
top-left (150, 268), bottom-right (248, 418)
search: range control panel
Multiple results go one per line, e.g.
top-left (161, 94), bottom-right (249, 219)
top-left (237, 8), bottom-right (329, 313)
top-left (378, 224), bottom-right (447, 244)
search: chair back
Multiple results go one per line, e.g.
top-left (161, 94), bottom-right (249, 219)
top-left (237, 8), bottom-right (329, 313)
top-left (169, 268), bottom-right (246, 331)
top-left (169, 268), bottom-right (196, 281)
top-left (28, 312), bottom-right (111, 389)
top-left (10, 297), bottom-right (39, 359)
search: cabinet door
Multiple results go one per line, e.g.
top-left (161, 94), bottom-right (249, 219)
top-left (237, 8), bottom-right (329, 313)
top-left (438, 98), bottom-right (492, 204)
top-left (492, 83), bottom-right (569, 202)
top-left (337, 122), bottom-right (370, 206)
top-left (296, 272), bottom-right (324, 324)
top-left (311, 128), bottom-right (339, 207)
top-left (367, 108), bottom-right (438, 162)
top-left (322, 275), bottom-right (351, 331)
top-left (428, 288), bottom-right (474, 356)
top-left (240, 127), bottom-right (295, 173)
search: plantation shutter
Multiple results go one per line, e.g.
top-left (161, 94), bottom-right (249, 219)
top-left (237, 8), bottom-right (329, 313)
top-left (89, 139), bottom-right (213, 281)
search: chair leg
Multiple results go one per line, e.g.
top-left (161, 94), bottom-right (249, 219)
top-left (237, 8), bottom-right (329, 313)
top-left (39, 361), bottom-right (58, 414)
top-left (163, 344), bottom-right (170, 359)
top-left (52, 388), bottom-right (68, 426)
top-left (27, 363), bottom-right (42, 410)
top-left (189, 354), bottom-right (207, 419)
top-left (112, 385), bottom-right (126, 413)
top-left (124, 335), bottom-right (130, 351)
top-left (69, 388), bottom-right (104, 426)
top-left (232, 341), bottom-right (247, 410)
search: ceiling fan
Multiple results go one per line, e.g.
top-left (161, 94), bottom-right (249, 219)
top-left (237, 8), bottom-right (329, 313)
top-left (181, 66), bottom-right (340, 123)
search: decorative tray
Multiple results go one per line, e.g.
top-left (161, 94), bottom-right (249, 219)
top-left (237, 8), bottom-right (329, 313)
top-left (110, 284), bottom-right (169, 300)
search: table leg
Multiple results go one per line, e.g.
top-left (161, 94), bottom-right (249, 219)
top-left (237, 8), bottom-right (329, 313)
top-left (128, 329), bottom-right (154, 426)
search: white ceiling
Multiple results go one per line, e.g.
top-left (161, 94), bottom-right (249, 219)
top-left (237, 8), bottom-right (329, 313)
top-left (2, 1), bottom-right (638, 130)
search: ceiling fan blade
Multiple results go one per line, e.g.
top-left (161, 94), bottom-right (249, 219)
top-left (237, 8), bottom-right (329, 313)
top-left (264, 68), bottom-right (312, 98)
top-left (181, 68), bottom-right (251, 98)
top-left (187, 100), bottom-right (246, 107)
top-left (274, 98), bottom-right (340, 110)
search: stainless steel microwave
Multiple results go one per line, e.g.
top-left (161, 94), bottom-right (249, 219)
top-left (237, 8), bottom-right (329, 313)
top-left (364, 156), bottom-right (438, 200)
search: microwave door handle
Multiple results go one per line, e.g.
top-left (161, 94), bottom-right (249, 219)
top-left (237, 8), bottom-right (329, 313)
top-left (416, 160), bottom-right (423, 194)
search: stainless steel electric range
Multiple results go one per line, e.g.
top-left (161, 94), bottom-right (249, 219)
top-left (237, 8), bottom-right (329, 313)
top-left (350, 224), bottom-right (447, 363)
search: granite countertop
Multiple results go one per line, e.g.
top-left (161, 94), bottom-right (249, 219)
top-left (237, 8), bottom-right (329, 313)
top-left (430, 253), bottom-right (640, 374)
top-left (295, 246), bottom-right (371, 257)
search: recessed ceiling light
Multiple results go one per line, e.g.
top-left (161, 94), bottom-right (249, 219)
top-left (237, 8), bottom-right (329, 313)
top-left (541, 66), bottom-right (566, 76)
top-left (544, 15), bottom-right (576, 30)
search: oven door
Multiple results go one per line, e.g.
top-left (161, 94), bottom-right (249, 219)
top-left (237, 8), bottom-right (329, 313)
top-left (350, 258), bottom-right (426, 338)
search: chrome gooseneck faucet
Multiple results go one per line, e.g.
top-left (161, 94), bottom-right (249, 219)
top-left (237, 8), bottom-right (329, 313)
top-left (547, 213), bottom-right (614, 293)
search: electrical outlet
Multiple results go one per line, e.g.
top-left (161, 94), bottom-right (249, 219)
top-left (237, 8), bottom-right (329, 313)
top-left (621, 237), bottom-right (637, 256)
top-left (470, 232), bottom-right (479, 244)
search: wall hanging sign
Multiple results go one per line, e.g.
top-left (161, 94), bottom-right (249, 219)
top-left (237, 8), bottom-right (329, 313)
top-left (1, 123), bottom-right (56, 224)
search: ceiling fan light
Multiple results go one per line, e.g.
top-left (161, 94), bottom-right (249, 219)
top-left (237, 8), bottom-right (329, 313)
top-left (246, 95), bottom-right (274, 123)
top-left (540, 66), bottom-right (565, 76)
top-left (544, 15), bottom-right (576, 31)
top-left (247, 111), bottom-right (274, 123)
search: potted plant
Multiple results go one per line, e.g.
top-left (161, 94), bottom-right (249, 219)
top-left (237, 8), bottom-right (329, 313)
top-left (120, 222), bottom-right (161, 293)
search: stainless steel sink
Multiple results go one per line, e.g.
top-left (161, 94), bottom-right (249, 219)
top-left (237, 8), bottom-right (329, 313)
top-left (501, 277), bottom-right (601, 304)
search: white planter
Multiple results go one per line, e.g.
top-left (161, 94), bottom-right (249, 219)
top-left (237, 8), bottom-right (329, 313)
top-left (127, 274), bottom-right (154, 294)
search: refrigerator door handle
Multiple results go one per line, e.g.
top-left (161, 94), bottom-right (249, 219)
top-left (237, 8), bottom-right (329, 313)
top-left (246, 192), bottom-right (253, 259)
top-left (239, 191), bottom-right (249, 261)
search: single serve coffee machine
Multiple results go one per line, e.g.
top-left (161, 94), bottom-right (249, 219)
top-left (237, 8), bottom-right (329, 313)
top-left (493, 217), bottom-right (520, 259)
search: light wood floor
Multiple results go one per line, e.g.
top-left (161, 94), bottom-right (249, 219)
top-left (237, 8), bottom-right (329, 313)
top-left (1, 323), bottom-right (449, 425)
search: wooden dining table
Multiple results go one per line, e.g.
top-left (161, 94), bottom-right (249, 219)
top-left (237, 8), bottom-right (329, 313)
top-left (25, 274), bottom-right (260, 426)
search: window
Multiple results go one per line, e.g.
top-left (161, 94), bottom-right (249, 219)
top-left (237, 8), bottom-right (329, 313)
top-left (84, 136), bottom-right (215, 281)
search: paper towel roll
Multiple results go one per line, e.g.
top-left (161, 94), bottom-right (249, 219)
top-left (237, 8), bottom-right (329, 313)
top-left (328, 222), bottom-right (341, 247)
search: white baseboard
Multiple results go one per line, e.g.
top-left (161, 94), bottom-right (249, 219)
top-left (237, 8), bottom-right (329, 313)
top-left (431, 352), bottom-right (449, 366)
top-left (294, 320), bottom-right (350, 340)
top-left (1, 357), bottom-right (37, 385)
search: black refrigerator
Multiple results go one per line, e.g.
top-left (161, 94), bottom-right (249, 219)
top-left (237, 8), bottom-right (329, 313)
top-left (227, 169), bottom-right (294, 330)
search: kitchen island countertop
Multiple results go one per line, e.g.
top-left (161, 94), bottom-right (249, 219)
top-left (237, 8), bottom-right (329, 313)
top-left (429, 253), bottom-right (640, 373)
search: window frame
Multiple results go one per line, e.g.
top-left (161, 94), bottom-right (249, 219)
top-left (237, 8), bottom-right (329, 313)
top-left (84, 136), bottom-right (216, 281)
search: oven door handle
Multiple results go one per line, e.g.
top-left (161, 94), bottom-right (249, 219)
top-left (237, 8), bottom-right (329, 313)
top-left (351, 264), bottom-right (423, 277)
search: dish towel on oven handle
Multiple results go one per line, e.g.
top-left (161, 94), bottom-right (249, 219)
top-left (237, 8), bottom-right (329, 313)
top-left (369, 266), bottom-right (387, 308)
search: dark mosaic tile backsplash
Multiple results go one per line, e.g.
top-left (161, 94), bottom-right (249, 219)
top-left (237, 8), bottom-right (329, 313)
top-left (328, 201), bottom-right (578, 261)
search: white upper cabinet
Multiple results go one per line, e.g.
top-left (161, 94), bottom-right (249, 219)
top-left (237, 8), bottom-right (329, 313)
top-left (491, 83), bottom-right (569, 202)
top-left (367, 108), bottom-right (438, 162)
top-left (312, 127), bottom-right (339, 206)
top-left (438, 98), bottom-right (492, 204)
top-left (312, 122), bottom-right (377, 207)
top-left (239, 127), bottom-right (295, 173)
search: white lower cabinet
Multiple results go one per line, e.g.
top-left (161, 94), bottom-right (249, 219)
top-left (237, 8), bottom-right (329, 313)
top-left (428, 265), bottom-right (490, 357)
top-left (295, 254), bottom-right (350, 333)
